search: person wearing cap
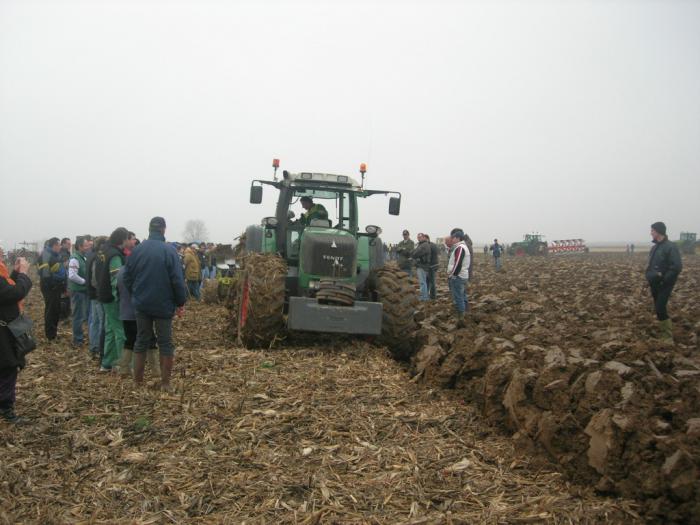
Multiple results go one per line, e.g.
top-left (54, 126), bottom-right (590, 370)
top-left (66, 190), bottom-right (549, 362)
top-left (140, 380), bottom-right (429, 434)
top-left (646, 221), bottom-right (683, 344)
top-left (299, 196), bottom-right (328, 226)
top-left (396, 230), bottom-right (415, 277)
top-left (123, 217), bottom-right (187, 391)
top-left (183, 243), bottom-right (202, 300)
top-left (447, 228), bottom-right (470, 328)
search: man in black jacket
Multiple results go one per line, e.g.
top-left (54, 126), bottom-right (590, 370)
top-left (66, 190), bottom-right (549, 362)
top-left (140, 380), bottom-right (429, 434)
top-left (646, 222), bottom-right (683, 344)
top-left (428, 236), bottom-right (439, 300)
top-left (38, 238), bottom-right (65, 341)
top-left (412, 233), bottom-right (431, 301)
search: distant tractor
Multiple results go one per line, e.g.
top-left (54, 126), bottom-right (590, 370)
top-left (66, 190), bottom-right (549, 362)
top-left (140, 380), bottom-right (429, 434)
top-left (508, 233), bottom-right (548, 256)
top-left (229, 160), bottom-right (417, 355)
top-left (677, 232), bottom-right (698, 255)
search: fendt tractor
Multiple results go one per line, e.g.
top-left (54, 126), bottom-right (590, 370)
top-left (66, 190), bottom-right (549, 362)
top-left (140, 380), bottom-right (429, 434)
top-left (677, 232), bottom-right (698, 255)
top-left (507, 233), bottom-right (549, 256)
top-left (228, 160), bottom-right (417, 355)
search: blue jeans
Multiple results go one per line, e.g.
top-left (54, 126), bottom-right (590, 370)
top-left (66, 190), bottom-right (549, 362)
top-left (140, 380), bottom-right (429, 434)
top-left (494, 256), bottom-right (502, 270)
top-left (89, 299), bottom-right (104, 354)
top-left (134, 312), bottom-right (175, 357)
top-left (187, 280), bottom-right (201, 300)
top-left (416, 267), bottom-right (429, 301)
top-left (448, 276), bottom-right (468, 313)
top-left (71, 291), bottom-right (89, 344)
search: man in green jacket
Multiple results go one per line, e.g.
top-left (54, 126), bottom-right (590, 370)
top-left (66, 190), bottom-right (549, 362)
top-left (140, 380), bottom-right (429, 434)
top-left (396, 230), bottom-right (415, 277)
top-left (68, 236), bottom-right (90, 347)
top-left (97, 228), bottom-right (129, 372)
top-left (646, 221), bottom-right (683, 344)
top-left (300, 196), bottom-right (328, 226)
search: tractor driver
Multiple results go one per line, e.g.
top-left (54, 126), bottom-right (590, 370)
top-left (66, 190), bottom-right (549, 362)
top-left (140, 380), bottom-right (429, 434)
top-left (299, 196), bottom-right (328, 226)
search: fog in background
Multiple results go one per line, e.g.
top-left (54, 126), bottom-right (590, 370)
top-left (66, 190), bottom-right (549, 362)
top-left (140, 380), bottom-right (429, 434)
top-left (1, 0), bottom-right (699, 250)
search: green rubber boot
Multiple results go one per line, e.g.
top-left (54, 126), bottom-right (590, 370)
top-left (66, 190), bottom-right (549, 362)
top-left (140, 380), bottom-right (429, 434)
top-left (659, 319), bottom-right (674, 345)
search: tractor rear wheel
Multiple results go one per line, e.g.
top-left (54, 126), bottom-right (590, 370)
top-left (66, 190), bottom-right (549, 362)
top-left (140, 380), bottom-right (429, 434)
top-left (369, 266), bottom-right (418, 359)
top-left (227, 253), bottom-right (286, 348)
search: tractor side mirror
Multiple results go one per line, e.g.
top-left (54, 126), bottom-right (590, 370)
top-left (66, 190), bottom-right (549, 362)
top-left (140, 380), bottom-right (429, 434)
top-left (388, 197), bottom-right (401, 215)
top-left (250, 185), bottom-right (263, 204)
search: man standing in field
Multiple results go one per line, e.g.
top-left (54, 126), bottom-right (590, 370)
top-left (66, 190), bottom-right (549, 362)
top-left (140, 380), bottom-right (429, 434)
top-left (490, 238), bottom-right (503, 271)
top-left (123, 217), bottom-right (187, 391)
top-left (646, 222), bottom-right (682, 344)
top-left (396, 230), bottom-right (415, 277)
top-left (447, 228), bottom-right (470, 328)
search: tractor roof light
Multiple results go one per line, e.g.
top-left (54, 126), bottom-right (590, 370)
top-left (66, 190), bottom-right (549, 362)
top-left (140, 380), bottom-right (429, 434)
top-left (300, 172), bottom-right (313, 180)
top-left (337, 175), bottom-right (348, 183)
top-left (365, 225), bottom-right (382, 235)
top-left (262, 217), bottom-right (278, 228)
top-left (359, 162), bottom-right (367, 189)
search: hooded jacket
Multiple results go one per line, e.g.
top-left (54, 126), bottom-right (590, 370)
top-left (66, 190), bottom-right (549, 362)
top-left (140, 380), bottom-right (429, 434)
top-left (184, 247), bottom-right (201, 281)
top-left (122, 231), bottom-right (187, 319)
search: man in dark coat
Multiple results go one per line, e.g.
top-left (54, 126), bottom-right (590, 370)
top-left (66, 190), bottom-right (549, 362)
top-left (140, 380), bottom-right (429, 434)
top-left (428, 236), bottom-right (439, 300)
top-left (123, 217), bottom-right (187, 391)
top-left (646, 222), bottom-right (683, 344)
top-left (0, 251), bottom-right (32, 423)
top-left (38, 238), bottom-right (66, 341)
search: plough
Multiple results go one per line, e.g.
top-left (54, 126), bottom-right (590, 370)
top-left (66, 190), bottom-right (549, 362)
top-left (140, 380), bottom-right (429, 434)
top-left (549, 239), bottom-right (588, 254)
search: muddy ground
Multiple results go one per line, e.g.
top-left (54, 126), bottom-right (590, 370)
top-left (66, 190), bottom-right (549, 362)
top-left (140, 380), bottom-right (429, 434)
top-left (0, 257), bottom-right (650, 524)
top-left (412, 253), bottom-right (699, 524)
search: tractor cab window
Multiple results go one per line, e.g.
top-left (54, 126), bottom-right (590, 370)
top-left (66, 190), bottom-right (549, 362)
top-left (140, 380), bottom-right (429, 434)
top-left (290, 188), bottom-right (356, 232)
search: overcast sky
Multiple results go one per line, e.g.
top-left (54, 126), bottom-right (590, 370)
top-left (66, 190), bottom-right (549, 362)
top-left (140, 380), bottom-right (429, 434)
top-left (1, 0), bottom-right (699, 249)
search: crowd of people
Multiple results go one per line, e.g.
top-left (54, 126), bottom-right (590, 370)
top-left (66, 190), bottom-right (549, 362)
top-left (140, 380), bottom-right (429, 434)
top-left (0, 220), bottom-right (684, 423)
top-left (0, 217), bottom-right (191, 422)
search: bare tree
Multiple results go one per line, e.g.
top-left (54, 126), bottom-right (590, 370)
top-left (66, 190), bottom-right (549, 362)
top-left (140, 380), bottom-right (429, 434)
top-left (183, 219), bottom-right (209, 243)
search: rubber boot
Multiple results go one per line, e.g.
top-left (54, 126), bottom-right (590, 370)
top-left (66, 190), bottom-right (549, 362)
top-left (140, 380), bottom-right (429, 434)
top-left (455, 311), bottom-right (466, 329)
top-left (118, 349), bottom-right (133, 378)
top-left (659, 319), bottom-right (674, 345)
top-left (133, 352), bottom-right (147, 386)
top-left (0, 406), bottom-right (23, 424)
top-left (147, 348), bottom-right (160, 378)
top-left (160, 355), bottom-right (174, 392)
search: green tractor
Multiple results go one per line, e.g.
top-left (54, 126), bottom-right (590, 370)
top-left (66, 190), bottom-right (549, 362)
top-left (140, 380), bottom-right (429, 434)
top-left (677, 232), bottom-right (698, 255)
top-left (507, 233), bottom-right (548, 256)
top-left (229, 161), bottom-right (417, 355)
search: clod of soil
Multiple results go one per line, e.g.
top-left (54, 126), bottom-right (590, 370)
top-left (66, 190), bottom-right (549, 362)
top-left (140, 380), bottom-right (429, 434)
top-left (412, 253), bottom-right (700, 524)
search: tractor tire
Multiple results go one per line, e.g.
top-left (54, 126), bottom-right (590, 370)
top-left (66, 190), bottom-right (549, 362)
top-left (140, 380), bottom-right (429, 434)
top-left (228, 253), bottom-right (286, 348)
top-left (369, 265), bottom-right (418, 360)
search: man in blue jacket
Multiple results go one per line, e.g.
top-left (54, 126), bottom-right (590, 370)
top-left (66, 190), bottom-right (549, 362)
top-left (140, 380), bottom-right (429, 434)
top-left (123, 217), bottom-right (187, 390)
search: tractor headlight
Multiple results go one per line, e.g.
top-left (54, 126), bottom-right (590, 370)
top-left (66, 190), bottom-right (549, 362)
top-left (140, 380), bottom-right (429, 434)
top-left (365, 225), bottom-right (382, 235)
top-left (262, 217), bottom-right (278, 228)
top-left (308, 280), bottom-right (320, 289)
